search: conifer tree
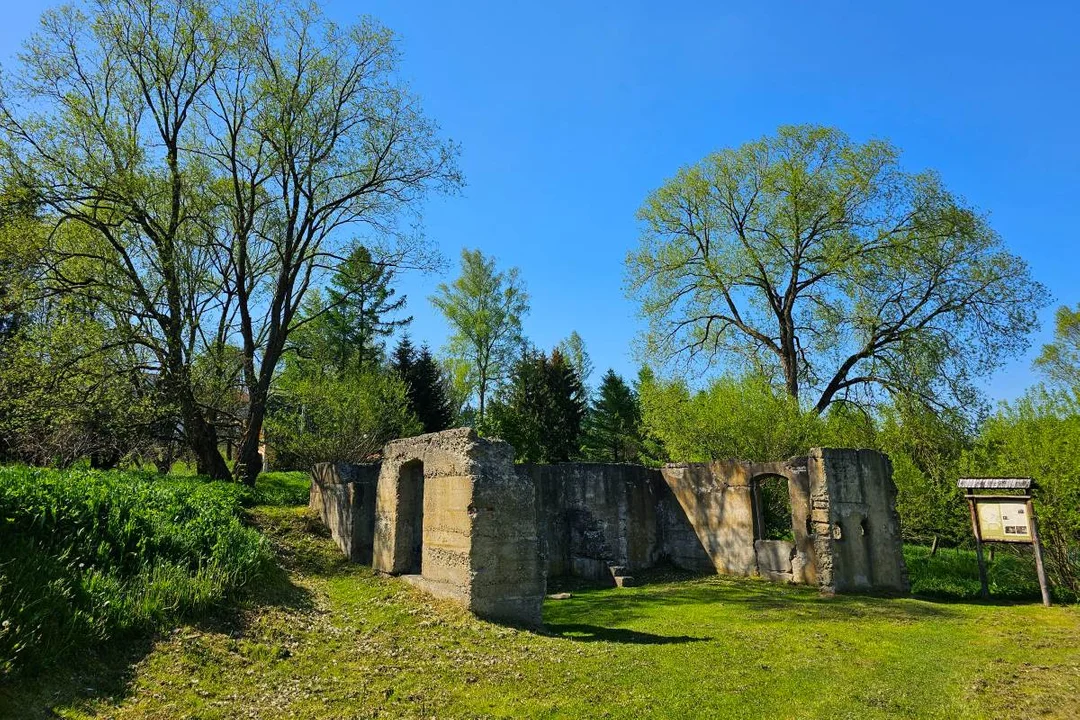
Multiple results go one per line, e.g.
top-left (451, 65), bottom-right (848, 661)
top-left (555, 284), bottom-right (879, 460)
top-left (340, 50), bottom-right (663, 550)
top-left (391, 337), bottom-right (455, 433)
top-left (582, 369), bottom-right (643, 462)
top-left (489, 347), bottom-right (585, 462)
top-left (325, 245), bottom-right (412, 371)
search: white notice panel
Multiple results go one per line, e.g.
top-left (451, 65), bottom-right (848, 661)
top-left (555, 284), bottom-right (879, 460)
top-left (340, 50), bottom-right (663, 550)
top-left (976, 501), bottom-right (1032, 543)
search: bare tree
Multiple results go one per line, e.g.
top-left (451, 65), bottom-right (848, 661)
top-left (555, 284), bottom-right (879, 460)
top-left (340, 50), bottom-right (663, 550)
top-left (202, 2), bottom-right (459, 484)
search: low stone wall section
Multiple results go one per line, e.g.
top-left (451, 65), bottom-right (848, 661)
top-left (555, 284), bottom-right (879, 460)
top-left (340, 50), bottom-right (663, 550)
top-left (309, 461), bottom-right (380, 563)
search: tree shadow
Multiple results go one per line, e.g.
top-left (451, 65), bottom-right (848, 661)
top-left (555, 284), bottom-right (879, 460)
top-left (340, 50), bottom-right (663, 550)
top-left (545, 623), bottom-right (709, 645)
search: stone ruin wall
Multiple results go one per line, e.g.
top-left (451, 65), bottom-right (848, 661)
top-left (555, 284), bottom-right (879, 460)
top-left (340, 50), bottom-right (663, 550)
top-left (309, 429), bottom-right (909, 626)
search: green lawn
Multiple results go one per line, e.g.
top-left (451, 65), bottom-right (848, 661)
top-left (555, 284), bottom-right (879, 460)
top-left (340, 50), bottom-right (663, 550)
top-left (4, 498), bottom-right (1077, 720)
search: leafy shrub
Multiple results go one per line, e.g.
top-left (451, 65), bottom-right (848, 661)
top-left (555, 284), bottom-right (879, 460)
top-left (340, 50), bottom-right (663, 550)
top-left (638, 372), bottom-right (824, 462)
top-left (266, 368), bottom-right (420, 468)
top-left (903, 544), bottom-right (1072, 602)
top-left (965, 388), bottom-right (1080, 599)
top-left (0, 466), bottom-right (271, 675)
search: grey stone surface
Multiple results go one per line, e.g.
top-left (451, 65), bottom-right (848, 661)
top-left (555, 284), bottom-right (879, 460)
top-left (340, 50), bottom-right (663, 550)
top-left (371, 428), bottom-right (545, 626)
top-left (312, 434), bottom-right (909, 627)
top-left (309, 461), bottom-right (380, 563)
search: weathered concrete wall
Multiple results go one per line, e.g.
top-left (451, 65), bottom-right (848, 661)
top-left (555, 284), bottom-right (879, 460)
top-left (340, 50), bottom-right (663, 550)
top-left (660, 461), bottom-right (757, 577)
top-left (523, 463), bottom-right (665, 581)
top-left (808, 448), bottom-right (909, 594)
top-left (309, 462), bottom-right (380, 563)
top-left (371, 428), bottom-right (544, 626)
top-left (312, 435), bottom-right (907, 626)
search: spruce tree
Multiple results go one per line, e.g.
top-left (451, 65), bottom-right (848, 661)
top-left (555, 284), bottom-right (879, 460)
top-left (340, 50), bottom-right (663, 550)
top-left (392, 336), bottom-right (454, 433)
top-left (326, 245), bottom-right (412, 370)
top-left (489, 347), bottom-right (586, 462)
top-left (582, 369), bottom-right (642, 462)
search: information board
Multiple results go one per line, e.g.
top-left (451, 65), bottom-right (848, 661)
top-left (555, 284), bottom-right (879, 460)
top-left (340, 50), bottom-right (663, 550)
top-left (975, 500), bottom-right (1032, 543)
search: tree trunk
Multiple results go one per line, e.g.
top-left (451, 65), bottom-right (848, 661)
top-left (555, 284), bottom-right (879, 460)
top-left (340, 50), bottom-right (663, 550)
top-left (930, 535), bottom-right (940, 556)
top-left (235, 400), bottom-right (266, 487)
top-left (186, 407), bottom-right (231, 480)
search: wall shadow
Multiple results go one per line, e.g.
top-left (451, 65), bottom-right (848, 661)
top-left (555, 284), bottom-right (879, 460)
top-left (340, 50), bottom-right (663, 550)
top-left (545, 623), bottom-right (709, 645)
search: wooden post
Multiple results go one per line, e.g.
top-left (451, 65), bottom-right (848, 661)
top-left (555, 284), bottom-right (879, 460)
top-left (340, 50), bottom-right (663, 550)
top-left (967, 496), bottom-right (990, 600)
top-left (1027, 498), bottom-right (1051, 607)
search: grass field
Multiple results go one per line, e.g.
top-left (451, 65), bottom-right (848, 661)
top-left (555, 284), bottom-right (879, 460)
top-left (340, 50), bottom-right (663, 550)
top-left (3, 481), bottom-right (1077, 720)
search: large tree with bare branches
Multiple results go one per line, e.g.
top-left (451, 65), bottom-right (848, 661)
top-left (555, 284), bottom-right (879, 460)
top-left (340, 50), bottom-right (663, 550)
top-left (0, 0), bottom-right (459, 482)
top-left (627, 125), bottom-right (1044, 415)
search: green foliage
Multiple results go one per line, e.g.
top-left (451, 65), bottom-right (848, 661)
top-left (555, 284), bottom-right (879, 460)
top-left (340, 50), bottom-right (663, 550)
top-left (266, 368), bottom-right (421, 468)
top-left (0, 310), bottom-right (165, 468)
top-left (557, 331), bottom-right (594, 391)
top-left (876, 399), bottom-right (971, 546)
top-left (292, 246), bottom-right (413, 375)
top-left (391, 336), bottom-right (455, 433)
top-left (253, 471), bottom-right (311, 507)
top-left (627, 124), bottom-right (1045, 416)
top-left (903, 545), bottom-right (1064, 602)
top-left (1035, 304), bottom-right (1080, 395)
top-left (965, 388), bottom-right (1080, 598)
top-left (639, 371), bottom-right (824, 462)
top-left (431, 249), bottom-right (529, 422)
top-left (756, 476), bottom-right (794, 541)
top-left (488, 348), bottom-right (586, 462)
top-left (582, 369), bottom-right (644, 462)
top-left (0, 466), bottom-right (270, 675)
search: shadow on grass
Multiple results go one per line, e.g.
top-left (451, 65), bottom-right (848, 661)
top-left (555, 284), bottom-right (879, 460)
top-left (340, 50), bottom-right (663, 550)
top-left (545, 568), bottom-right (959, 629)
top-left (546, 623), bottom-right (709, 644)
top-left (0, 512), bottom-right (319, 720)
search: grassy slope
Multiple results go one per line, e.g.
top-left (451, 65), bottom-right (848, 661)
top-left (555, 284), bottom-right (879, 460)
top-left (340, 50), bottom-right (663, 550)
top-left (3, 494), bottom-right (1076, 720)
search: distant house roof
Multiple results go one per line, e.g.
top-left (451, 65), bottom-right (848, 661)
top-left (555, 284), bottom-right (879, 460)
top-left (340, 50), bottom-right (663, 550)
top-left (957, 477), bottom-right (1032, 490)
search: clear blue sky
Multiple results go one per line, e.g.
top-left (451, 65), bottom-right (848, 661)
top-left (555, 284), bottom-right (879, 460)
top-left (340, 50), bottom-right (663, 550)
top-left (3, 1), bottom-right (1077, 401)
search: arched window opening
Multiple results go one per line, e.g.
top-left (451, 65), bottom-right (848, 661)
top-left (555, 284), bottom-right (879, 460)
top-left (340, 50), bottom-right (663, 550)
top-left (752, 474), bottom-right (794, 542)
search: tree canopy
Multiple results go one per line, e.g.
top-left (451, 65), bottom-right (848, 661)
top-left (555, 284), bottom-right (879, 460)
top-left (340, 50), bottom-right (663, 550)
top-left (0, 0), bottom-right (459, 482)
top-left (626, 125), bottom-right (1045, 416)
top-left (430, 248), bottom-right (528, 423)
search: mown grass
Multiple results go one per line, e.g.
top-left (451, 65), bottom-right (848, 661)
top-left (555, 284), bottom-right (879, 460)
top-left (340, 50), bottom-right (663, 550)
top-left (4, 502), bottom-right (1077, 720)
top-left (0, 466), bottom-right (271, 676)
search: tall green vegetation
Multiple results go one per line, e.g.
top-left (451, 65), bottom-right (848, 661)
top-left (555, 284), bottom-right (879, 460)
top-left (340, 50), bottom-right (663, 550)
top-left (1034, 304), bottom-right (1080, 395)
top-left (639, 372), bottom-right (823, 462)
top-left (966, 389), bottom-right (1080, 598)
top-left (488, 348), bottom-right (586, 462)
top-left (265, 369), bottom-right (419, 468)
top-left (266, 255), bottom-right (422, 468)
top-left (557, 331), bottom-right (594, 392)
top-left (391, 337), bottom-right (455, 434)
top-left (581, 370), bottom-right (644, 462)
top-left (0, 466), bottom-right (270, 675)
top-left (430, 249), bottom-right (529, 423)
top-left (316, 246), bottom-right (413, 373)
top-left (956, 309), bottom-right (1080, 597)
top-left (626, 124), bottom-right (1044, 416)
top-left (0, 0), bottom-right (459, 483)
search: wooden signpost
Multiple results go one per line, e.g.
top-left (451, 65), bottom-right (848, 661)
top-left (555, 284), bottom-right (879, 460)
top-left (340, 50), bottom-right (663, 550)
top-left (957, 477), bottom-right (1051, 607)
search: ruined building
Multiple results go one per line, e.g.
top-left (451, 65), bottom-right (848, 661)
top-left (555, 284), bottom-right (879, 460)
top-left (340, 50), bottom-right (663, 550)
top-left (309, 428), bottom-right (909, 626)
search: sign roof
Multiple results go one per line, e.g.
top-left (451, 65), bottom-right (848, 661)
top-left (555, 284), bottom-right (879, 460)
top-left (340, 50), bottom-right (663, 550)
top-left (957, 477), bottom-right (1032, 490)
